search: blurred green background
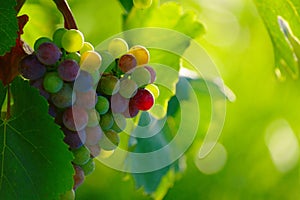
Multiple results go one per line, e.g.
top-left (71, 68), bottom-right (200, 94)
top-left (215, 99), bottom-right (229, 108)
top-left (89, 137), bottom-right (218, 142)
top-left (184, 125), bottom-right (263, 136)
top-left (20, 0), bottom-right (300, 199)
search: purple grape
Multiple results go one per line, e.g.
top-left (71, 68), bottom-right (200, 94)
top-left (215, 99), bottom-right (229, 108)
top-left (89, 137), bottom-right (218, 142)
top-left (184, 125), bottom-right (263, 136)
top-left (118, 54), bottom-right (137, 73)
top-left (62, 127), bottom-right (86, 150)
top-left (86, 144), bottom-right (101, 158)
top-left (85, 126), bottom-right (103, 146)
top-left (19, 54), bottom-right (46, 80)
top-left (76, 89), bottom-right (97, 109)
top-left (74, 70), bottom-right (93, 92)
top-left (36, 42), bottom-right (62, 65)
top-left (73, 165), bottom-right (85, 190)
top-left (58, 59), bottom-right (80, 82)
top-left (63, 106), bottom-right (89, 131)
top-left (111, 93), bottom-right (129, 113)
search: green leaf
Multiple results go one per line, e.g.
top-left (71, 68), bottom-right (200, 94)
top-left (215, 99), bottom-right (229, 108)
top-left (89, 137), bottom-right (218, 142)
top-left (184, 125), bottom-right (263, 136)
top-left (0, 0), bottom-right (18, 56)
top-left (254, 0), bottom-right (300, 78)
top-left (118, 0), bottom-right (134, 13)
top-left (0, 77), bottom-right (74, 199)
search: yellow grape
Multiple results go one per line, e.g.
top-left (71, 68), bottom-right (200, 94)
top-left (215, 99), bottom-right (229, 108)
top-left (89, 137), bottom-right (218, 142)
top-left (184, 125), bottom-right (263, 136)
top-left (128, 45), bottom-right (150, 65)
top-left (80, 51), bottom-right (102, 72)
top-left (108, 38), bottom-right (129, 58)
top-left (61, 29), bottom-right (84, 53)
top-left (80, 42), bottom-right (94, 54)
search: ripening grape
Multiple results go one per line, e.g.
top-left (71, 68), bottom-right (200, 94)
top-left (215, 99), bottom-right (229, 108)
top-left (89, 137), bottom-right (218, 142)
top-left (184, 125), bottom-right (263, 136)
top-left (80, 158), bottom-right (95, 176)
top-left (130, 89), bottom-right (154, 111)
top-left (43, 72), bottom-right (64, 93)
top-left (60, 189), bottom-right (75, 200)
top-left (51, 84), bottom-right (75, 108)
top-left (111, 93), bottom-right (129, 114)
top-left (31, 78), bottom-right (50, 99)
top-left (138, 111), bottom-right (151, 126)
top-left (118, 54), bottom-right (137, 73)
top-left (86, 144), bottom-right (101, 158)
top-left (122, 101), bottom-right (139, 118)
top-left (145, 84), bottom-right (159, 98)
top-left (95, 96), bottom-right (110, 115)
top-left (73, 165), bottom-right (85, 190)
top-left (98, 75), bottom-right (120, 95)
top-left (65, 52), bottom-right (81, 63)
top-left (34, 37), bottom-right (52, 51)
top-left (62, 127), bottom-right (86, 150)
top-left (108, 38), bottom-right (129, 58)
top-left (111, 113), bottom-right (127, 133)
top-left (85, 126), bottom-right (103, 146)
top-left (76, 89), bottom-right (97, 109)
top-left (144, 66), bottom-right (156, 83)
top-left (87, 109), bottom-right (100, 127)
top-left (128, 45), bottom-right (150, 65)
top-left (63, 106), bottom-right (89, 131)
top-left (80, 42), bottom-right (94, 54)
top-left (74, 70), bottom-right (93, 92)
top-left (133, 0), bottom-right (153, 9)
top-left (131, 67), bottom-right (151, 87)
top-left (119, 78), bottom-right (138, 98)
top-left (80, 51), bottom-right (102, 72)
top-left (19, 54), bottom-right (46, 80)
top-left (100, 112), bottom-right (114, 131)
top-left (37, 42), bottom-right (61, 65)
top-left (99, 130), bottom-right (120, 151)
top-left (72, 145), bottom-right (91, 165)
top-left (53, 28), bottom-right (67, 48)
top-left (61, 29), bottom-right (84, 53)
top-left (58, 59), bottom-right (80, 82)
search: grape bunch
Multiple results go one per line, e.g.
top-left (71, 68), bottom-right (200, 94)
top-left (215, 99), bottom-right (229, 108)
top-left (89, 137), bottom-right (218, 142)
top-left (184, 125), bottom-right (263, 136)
top-left (19, 28), bottom-right (101, 198)
top-left (19, 29), bottom-right (157, 199)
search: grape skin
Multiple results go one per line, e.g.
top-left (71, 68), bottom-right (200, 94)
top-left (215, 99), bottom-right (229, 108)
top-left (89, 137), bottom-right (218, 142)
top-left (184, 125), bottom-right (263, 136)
top-left (98, 75), bottom-right (120, 95)
top-left (37, 42), bottom-right (61, 65)
top-left (63, 106), bottom-right (89, 131)
top-left (111, 93), bottom-right (129, 114)
top-left (80, 51), bottom-right (102, 72)
top-left (85, 125), bottom-right (103, 146)
top-left (74, 70), bottom-right (94, 92)
top-left (131, 67), bottom-right (151, 87)
top-left (62, 127), bottom-right (86, 150)
top-left (43, 72), bottom-right (64, 93)
top-left (108, 38), bottom-right (129, 58)
top-left (51, 84), bottom-right (75, 109)
top-left (72, 145), bottom-right (91, 165)
top-left (130, 89), bottom-right (154, 111)
top-left (58, 59), bottom-right (80, 82)
top-left (61, 29), bottom-right (84, 53)
top-left (118, 54), bottom-right (137, 73)
top-left (76, 89), bottom-right (97, 110)
top-left (95, 95), bottom-right (110, 115)
top-left (19, 54), bottom-right (46, 81)
top-left (119, 78), bottom-right (138, 98)
top-left (128, 45), bottom-right (150, 65)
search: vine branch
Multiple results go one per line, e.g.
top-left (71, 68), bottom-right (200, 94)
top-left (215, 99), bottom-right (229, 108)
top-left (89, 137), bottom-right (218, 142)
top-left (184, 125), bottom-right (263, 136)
top-left (15, 0), bottom-right (26, 13)
top-left (53, 0), bottom-right (78, 30)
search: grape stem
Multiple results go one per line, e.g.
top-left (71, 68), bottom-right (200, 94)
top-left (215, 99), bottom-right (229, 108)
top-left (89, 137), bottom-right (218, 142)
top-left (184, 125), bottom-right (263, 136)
top-left (15, 0), bottom-right (26, 13)
top-left (53, 0), bottom-right (78, 30)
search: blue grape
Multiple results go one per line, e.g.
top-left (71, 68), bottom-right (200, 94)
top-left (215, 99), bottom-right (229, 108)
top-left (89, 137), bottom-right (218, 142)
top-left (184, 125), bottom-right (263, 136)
top-left (19, 55), bottom-right (46, 80)
top-left (36, 42), bottom-right (61, 65)
top-left (74, 70), bottom-right (93, 92)
top-left (62, 127), bottom-right (86, 150)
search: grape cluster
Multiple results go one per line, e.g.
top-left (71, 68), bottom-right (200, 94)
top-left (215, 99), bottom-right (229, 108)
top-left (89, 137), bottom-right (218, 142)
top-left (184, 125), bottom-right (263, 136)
top-left (19, 29), bottom-right (157, 199)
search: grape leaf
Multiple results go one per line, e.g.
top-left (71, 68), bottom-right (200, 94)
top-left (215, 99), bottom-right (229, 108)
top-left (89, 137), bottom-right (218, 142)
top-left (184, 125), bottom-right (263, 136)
top-left (0, 15), bottom-right (30, 86)
top-left (254, 0), bottom-right (300, 79)
top-left (0, 0), bottom-right (18, 56)
top-left (0, 77), bottom-right (74, 199)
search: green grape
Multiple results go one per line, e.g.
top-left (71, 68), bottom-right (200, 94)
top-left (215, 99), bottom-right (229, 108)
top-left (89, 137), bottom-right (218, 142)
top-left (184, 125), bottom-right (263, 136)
top-left (95, 96), bottom-right (110, 115)
top-left (138, 111), bottom-right (151, 126)
top-left (87, 109), bottom-right (100, 127)
top-left (131, 67), bottom-right (151, 87)
top-left (72, 145), bottom-right (90, 165)
top-left (128, 45), bottom-right (150, 65)
top-left (111, 113), bottom-right (127, 133)
top-left (34, 37), bottom-right (52, 51)
top-left (43, 72), bottom-right (63, 93)
top-left (80, 42), bottom-right (94, 54)
top-left (60, 189), bottom-right (75, 200)
top-left (100, 112), bottom-right (114, 131)
top-left (108, 38), bottom-right (129, 58)
top-left (99, 130), bottom-right (120, 151)
top-left (133, 0), bottom-right (153, 9)
top-left (65, 52), bottom-right (81, 63)
top-left (80, 51), bottom-right (102, 72)
top-left (80, 158), bottom-right (95, 176)
top-left (98, 75), bottom-right (120, 95)
top-left (61, 29), bottom-right (84, 53)
top-left (119, 78), bottom-right (138, 98)
top-left (145, 84), bottom-right (159, 98)
top-left (53, 28), bottom-right (67, 48)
